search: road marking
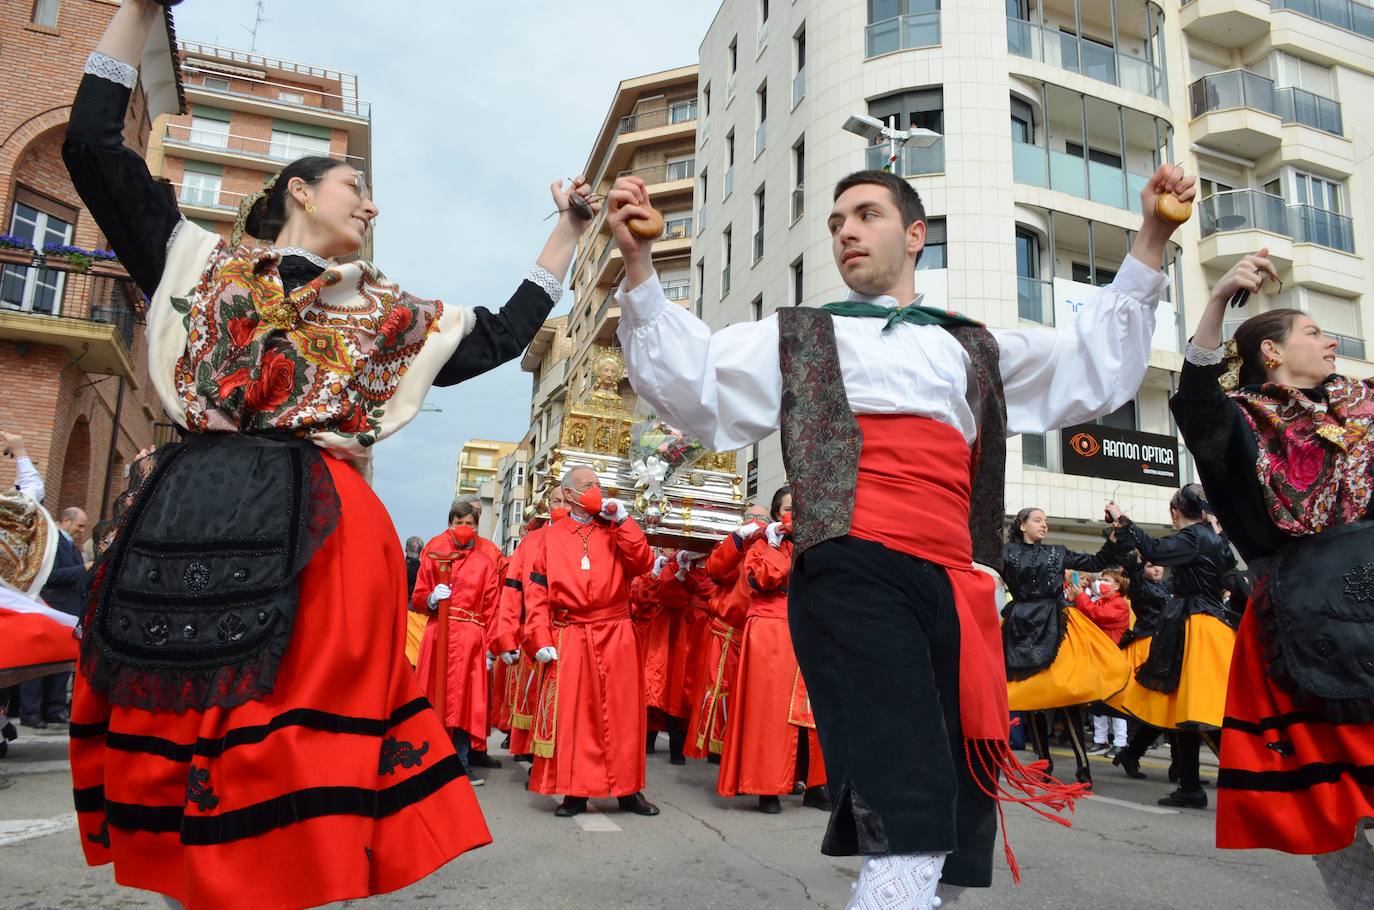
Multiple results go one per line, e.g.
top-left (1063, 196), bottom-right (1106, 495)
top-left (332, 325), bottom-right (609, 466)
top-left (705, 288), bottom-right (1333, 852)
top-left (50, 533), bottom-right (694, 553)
top-left (0, 760), bottom-right (70, 775)
top-left (0, 815), bottom-right (76, 847)
top-left (1085, 794), bottom-right (1180, 816)
top-left (547, 797), bottom-right (623, 832)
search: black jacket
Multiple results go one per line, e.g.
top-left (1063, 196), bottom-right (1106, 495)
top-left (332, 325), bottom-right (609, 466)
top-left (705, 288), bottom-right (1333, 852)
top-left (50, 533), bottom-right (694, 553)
top-left (41, 532), bottom-right (88, 617)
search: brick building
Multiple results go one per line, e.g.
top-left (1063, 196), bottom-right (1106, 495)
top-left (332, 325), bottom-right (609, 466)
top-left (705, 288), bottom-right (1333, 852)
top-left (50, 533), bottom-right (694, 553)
top-left (0, 0), bottom-right (173, 523)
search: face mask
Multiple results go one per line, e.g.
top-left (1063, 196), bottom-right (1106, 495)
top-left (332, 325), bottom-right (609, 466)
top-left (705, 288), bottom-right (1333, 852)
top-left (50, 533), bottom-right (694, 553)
top-left (451, 525), bottom-right (476, 547)
top-left (578, 486), bottom-right (603, 515)
top-left (549, 507), bottom-right (570, 523)
top-left (1096, 580), bottom-right (1114, 597)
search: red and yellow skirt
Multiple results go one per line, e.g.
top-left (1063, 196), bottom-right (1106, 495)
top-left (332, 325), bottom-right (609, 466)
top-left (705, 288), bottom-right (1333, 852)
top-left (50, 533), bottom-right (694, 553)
top-left (1007, 608), bottom-right (1129, 712)
top-left (70, 455), bottom-right (490, 910)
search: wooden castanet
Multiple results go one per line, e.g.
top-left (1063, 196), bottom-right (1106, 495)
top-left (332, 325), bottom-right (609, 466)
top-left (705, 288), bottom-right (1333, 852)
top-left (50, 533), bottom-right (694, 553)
top-left (1154, 192), bottom-right (1192, 224)
top-left (628, 205), bottom-right (664, 239)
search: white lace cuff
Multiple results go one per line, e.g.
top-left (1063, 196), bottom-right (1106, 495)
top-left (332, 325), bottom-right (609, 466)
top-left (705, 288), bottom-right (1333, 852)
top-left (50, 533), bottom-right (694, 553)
top-left (526, 265), bottom-right (563, 304)
top-left (84, 52), bottom-right (138, 90)
top-left (1185, 340), bottom-right (1226, 367)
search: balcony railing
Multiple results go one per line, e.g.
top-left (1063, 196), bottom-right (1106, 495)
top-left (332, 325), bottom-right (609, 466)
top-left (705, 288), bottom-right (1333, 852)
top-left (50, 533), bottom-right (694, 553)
top-left (1330, 331), bottom-right (1367, 359)
top-left (0, 256), bottom-right (142, 348)
top-left (1012, 141), bottom-right (1152, 213)
top-left (164, 124), bottom-right (366, 167)
top-left (865, 141), bottom-right (946, 176)
top-left (661, 216), bottom-right (694, 241)
top-left (618, 160), bottom-right (696, 185)
top-left (172, 182), bottom-right (250, 212)
top-left (595, 290), bottom-right (616, 326)
top-left (865, 12), bottom-right (942, 57)
top-left (1017, 276), bottom-right (1054, 325)
top-left (1190, 70), bottom-right (1344, 135)
top-left (180, 64), bottom-right (370, 120)
top-left (1291, 203), bottom-right (1356, 252)
top-left (1271, 0), bottom-right (1374, 39)
top-left (617, 102), bottom-right (698, 136)
top-left (663, 281), bottom-right (692, 302)
top-left (1007, 17), bottom-right (1167, 101)
top-left (1200, 189), bottom-right (1290, 238)
top-left (1275, 85), bottom-right (1344, 135)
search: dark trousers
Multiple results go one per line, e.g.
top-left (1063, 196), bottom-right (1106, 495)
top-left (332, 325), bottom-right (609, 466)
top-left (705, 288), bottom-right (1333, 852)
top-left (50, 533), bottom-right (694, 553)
top-left (789, 536), bottom-right (995, 888)
top-left (20, 672), bottom-right (69, 721)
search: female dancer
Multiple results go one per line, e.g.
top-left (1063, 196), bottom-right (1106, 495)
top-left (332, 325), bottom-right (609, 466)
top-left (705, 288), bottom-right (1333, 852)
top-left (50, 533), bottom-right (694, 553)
top-left (1103, 555), bottom-right (1169, 777)
top-left (63, 3), bottom-right (594, 907)
top-left (1002, 507), bottom-right (1128, 786)
top-left (717, 488), bottom-right (827, 812)
top-left (1105, 486), bottom-right (1234, 808)
top-left (1171, 251), bottom-right (1373, 905)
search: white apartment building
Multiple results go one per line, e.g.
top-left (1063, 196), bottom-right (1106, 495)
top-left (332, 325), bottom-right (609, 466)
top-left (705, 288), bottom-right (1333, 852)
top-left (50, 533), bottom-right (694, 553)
top-left (691, 0), bottom-right (1372, 546)
top-left (494, 447), bottom-right (531, 554)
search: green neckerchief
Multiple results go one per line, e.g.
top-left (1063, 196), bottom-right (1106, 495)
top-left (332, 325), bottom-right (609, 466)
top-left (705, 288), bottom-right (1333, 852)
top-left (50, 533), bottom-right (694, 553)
top-left (820, 298), bottom-right (983, 332)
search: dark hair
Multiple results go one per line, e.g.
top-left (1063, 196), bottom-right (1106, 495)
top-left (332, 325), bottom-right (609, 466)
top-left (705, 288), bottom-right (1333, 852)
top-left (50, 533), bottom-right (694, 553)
top-left (769, 485), bottom-right (793, 521)
top-left (1232, 308), bottom-right (1304, 387)
top-left (91, 519), bottom-right (116, 557)
top-left (1008, 506), bottom-right (1043, 543)
top-left (833, 170), bottom-right (929, 266)
top-left (448, 500), bottom-right (479, 525)
top-left (243, 156), bottom-right (349, 241)
top-left (1169, 483), bottom-right (1210, 522)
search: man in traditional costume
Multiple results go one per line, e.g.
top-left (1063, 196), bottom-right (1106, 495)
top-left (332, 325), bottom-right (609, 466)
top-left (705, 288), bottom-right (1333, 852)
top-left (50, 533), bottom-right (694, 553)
top-left (607, 164), bottom-right (1192, 907)
top-left (523, 466), bottom-right (658, 816)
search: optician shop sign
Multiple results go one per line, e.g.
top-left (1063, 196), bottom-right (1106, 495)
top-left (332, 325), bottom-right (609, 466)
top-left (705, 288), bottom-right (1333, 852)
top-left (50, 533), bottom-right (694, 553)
top-left (1060, 423), bottom-right (1181, 487)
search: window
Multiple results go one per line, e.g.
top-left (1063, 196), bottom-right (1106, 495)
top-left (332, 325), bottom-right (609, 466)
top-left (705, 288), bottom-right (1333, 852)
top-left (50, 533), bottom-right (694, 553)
top-left (698, 170), bottom-right (709, 234)
top-left (756, 83), bottom-right (769, 157)
top-left (1, 200), bottom-right (71, 315)
top-left (201, 75), bottom-right (231, 93)
top-left (918, 218), bottom-right (946, 270)
top-left (270, 129), bottom-right (331, 161)
top-left (724, 132), bottom-right (735, 198)
top-left (665, 156), bottom-right (696, 182)
top-left (477, 454), bottom-right (493, 468)
top-left (1095, 401), bottom-right (1137, 431)
top-left (1010, 97), bottom-right (1035, 143)
top-left (793, 27), bottom-right (807, 107)
top-left (179, 171), bottom-right (223, 207)
top-left (188, 115), bottom-right (231, 150)
top-left (752, 295), bottom-right (764, 321)
top-left (1072, 262), bottom-right (1118, 287)
top-left (1015, 227), bottom-right (1050, 324)
top-left (661, 268), bottom-right (692, 301)
top-left (866, 0), bottom-right (942, 57)
top-left (701, 84), bottom-right (712, 139)
top-left (758, 0), bottom-right (770, 52)
top-left (1306, 289), bottom-right (1364, 358)
top-left (1022, 432), bottom-right (1049, 469)
top-left (791, 258), bottom-right (804, 306)
top-left (670, 99), bottom-right (698, 124)
top-left (721, 226), bottom-right (733, 297)
top-left (791, 140), bottom-right (805, 223)
top-left (277, 91), bottom-right (305, 106)
top-left (1294, 171), bottom-right (1342, 213)
top-left (1065, 142), bottom-right (1123, 170)
top-left (753, 186), bottom-right (766, 263)
top-left (31, 0), bottom-right (59, 27)
top-left (868, 89), bottom-right (944, 175)
top-left (695, 260), bottom-right (705, 316)
top-left (663, 212), bottom-right (694, 241)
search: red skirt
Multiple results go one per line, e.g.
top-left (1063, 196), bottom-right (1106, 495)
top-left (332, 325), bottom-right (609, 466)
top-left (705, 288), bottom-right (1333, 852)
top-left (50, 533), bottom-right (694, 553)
top-left (1217, 608), bottom-right (1374, 854)
top-left (717, 616), bottom-right (825, 797)
top-left (69, 455), bottom-right (491, 909)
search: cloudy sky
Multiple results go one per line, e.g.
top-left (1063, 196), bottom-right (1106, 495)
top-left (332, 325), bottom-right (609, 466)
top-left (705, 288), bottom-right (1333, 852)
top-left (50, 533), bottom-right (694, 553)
top-left (173, 1), bottom-right (719, 542)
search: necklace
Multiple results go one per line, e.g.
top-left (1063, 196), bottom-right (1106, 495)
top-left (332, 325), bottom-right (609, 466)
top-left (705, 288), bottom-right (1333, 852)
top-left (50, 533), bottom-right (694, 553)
top-left (571, 517), bottom-right (596, 571)
top-left (274, 246), bottom-right (332, 270)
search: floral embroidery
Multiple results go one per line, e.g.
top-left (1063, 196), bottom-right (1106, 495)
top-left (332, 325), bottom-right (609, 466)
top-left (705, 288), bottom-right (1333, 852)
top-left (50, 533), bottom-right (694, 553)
top-left (1344, 564), bottom-right (1374, 604)
top-left (379, 737), bottom-right (429, 775)
top-left (186, 766), bottom-right (220, 812)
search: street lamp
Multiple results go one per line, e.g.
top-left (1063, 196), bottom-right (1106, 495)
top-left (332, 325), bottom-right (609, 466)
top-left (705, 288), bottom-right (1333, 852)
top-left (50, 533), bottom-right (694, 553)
top-left (841, 113), bottom-right (941, 173)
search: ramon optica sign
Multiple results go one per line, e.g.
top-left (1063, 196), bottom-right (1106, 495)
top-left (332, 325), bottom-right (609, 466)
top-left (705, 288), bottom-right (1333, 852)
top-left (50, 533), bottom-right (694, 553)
top-left (1060, 423), bottom-right (1181, 487)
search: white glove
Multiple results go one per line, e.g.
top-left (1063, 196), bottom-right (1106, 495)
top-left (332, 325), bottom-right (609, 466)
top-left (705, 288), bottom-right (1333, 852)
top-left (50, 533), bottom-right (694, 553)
top-left (535, 646), bottom-right (558, 664)
top-left (600, 497), bottom-right (630, 524)
top-left (735, 522), bottom-right (762, 539)
top-left (427, 583), bottom-right (452, 610)
top-left (485, 652), bottom-right (495, 671)
top-left (674, 549), bottom-right (695, 566)
top-left (652, 554), bottom-right (669, 577)
top-left (500, 650), bottom-right (520, 666)
top-left (765, 521), bottom-right (786, 548)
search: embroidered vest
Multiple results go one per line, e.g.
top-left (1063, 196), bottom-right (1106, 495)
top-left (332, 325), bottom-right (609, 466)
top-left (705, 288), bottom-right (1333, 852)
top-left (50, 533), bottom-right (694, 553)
top-left (776, 307), bottom-right (1008, 568)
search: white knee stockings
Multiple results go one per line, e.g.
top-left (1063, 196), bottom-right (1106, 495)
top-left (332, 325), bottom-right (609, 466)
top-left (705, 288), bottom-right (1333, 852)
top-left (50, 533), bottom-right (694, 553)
top-left (845, 852), bottom-right (947, 910)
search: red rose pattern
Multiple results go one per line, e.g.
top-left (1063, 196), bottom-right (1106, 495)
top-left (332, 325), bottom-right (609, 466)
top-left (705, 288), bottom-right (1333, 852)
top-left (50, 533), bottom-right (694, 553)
top-left (227, 315), bottom-right (259, 349)
top-left (1285, 441), bottom-right (1325, 491)
top-left (377, 306), bottom-right (413, 346)
top-left (216, 367), bottom-right (251, 401)
top-left (244, 349), bottom-right (297, 413)
top-left (337, 401), bottom-right (372, 435)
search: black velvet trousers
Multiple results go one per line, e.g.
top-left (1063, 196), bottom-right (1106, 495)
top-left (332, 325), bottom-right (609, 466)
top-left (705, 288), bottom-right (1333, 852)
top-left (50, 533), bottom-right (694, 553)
top-left (788, 536), bottom-right (996, 888)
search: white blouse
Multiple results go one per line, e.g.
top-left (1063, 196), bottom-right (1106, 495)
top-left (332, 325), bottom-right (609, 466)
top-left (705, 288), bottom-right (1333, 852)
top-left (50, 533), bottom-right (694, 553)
top-left (615, 255), bottom-right (1169, 450)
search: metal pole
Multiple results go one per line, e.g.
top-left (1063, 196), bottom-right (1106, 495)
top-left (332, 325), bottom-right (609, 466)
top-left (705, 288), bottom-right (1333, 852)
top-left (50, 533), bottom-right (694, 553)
top-left (99, 376), bottom-right (125, 519)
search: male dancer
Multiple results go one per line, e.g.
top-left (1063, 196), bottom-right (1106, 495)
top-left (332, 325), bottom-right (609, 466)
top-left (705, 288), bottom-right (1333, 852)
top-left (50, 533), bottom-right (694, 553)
top-left (607, 165), bottom-right (1193, 907)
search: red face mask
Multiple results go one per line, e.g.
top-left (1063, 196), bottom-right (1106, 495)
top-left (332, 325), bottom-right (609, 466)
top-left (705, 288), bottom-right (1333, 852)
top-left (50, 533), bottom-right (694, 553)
top-left (578, 486), bottom-right (603, 516)
top-left (549, 507), bottom-right (570, 523)
top-left (450, 525), bottom-right (476, 547)
top-left (781, 512), bottom-right (793, 533)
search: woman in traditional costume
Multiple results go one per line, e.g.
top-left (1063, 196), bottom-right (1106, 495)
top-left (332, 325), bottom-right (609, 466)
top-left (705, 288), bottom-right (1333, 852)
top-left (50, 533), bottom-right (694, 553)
top-left (62, 3), bottom-right (594, 907)
top-left (1001, 507), bottom-right (1128, 787)
top-left (1102, 555), bottom-right (1169, 777)
top-left (1170, 251), bottom-right (1374, 907)
top-left (1104, 486), bottom-right (1234, 809)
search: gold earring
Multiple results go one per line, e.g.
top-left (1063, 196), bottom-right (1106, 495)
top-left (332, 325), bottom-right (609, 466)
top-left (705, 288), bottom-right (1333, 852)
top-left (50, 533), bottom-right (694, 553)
top-left (305, 202), bottom-right (318, 215)
top-left (1264, 357), bottom-right (1281, 370)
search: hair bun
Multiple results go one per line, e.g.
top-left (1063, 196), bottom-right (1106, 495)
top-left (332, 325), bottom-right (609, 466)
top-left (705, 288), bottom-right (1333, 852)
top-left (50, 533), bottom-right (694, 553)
top-left (242, 193), bottom-right (273, 240)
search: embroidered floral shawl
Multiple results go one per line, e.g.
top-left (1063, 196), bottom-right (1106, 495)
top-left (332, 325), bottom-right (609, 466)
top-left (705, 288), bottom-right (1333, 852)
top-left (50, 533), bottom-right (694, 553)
top-left (1230, 375), bottom-right (1374, 535)
top-left (147, 222), bottom-right (474, 459)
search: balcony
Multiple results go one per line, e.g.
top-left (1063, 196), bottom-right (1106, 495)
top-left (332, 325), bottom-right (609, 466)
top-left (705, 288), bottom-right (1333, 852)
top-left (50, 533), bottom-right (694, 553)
top-left (618, 160), bottom-right (695, 190)
top-left (1017, 276), bottom-right (1055, 325)
top-left (1198, 189), bottom-right (1293, 269)
top-left (1006, 17), bottom-right (1166, 102)
top-left (1271, 0), bottom-right (1374, 39)
top-left (0, 253), bottom-right (143, 378)
top-left (172, 182), bottom-right (249, 221)
top-left (865, 141), bottom-right (945, 176)
top-left (1012, 141), bottom-right (1152, 214)
top-left (617, 102), bottom-right (698, 137)
top-left (1180, 0), bottom-right (1274, 47)
top-left (163, 123), bottom-right (366, 173)
top-left (1188, 70), bottom-right (1282, 158)
top-left (865, 12), bottom-right (941, 58)
top-left (594, 289), bottom-right (617, 329)
top-left (663, 280), bottom-right (692, 303)
top-left (533, 359), bottom-right (569, 407)
top-left (1275, 86), bottom-right (1343, 136)
top-left (660, 214), bottom-right (694, 241)
top-left (1291, 204), bottom-right (1356, 253)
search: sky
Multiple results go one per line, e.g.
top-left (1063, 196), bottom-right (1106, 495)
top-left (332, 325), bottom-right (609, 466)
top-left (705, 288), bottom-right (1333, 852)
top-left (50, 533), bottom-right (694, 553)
top-left (171, 1), bottom-right (720, 542)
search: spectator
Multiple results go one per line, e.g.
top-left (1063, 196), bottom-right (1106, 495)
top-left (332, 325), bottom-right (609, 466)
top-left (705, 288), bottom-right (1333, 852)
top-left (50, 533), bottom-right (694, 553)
top-left (19, 506), bottom-right (88, 728)
top-left (1076, 569), bottom-right (1132, 756)
top-left (404, 535), bottom-right (424, 597)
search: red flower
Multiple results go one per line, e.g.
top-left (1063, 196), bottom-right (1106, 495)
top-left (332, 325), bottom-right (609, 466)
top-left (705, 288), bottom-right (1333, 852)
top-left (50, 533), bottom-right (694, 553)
top-left (245, 349), bottom-right (297, 413)
top-left (377, 306), bottom-right (413, 346)
top-left (1285, 441), bottom-right (1325, 491)
top-left (216, 367), bottom-right (251, 401)
top-left (337, 401), bottom-right (372, 435)
top-left (227, 315), bottom-right (260, 349)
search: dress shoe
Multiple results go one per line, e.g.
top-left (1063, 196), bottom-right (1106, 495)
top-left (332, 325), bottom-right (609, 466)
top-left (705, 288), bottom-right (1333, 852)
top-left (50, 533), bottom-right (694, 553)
top-left (756, 795), bottom-right (782, 814)
top-left (617, 792), bottom-right (660, 816)
top-left (1157, 788), bottom-right (1207, 809)
top-left (1113, 751), bottom-right (1146, 779)
top-left (467, 751), bottom-right (503, 769)
top-left (500, 734), bottom-right (511, 750)
top-left (21, 716), bottom-right (46, 729)
top-left (513, 753), bottom-right (534, 764)
top-left (554, 796), bottom-right (588, 817)
top-left (802, 786), bottom-right (831, 812)
top-left (465, 770), bottom-right (485, 787)
top-left (707, 753), bottom-right (721, 765)
top-left (1075, 768), bottom-right (1093, 788)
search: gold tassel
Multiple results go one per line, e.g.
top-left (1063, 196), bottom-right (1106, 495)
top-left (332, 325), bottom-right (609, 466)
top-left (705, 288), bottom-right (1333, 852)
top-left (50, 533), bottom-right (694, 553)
top-left (1219, 339), bottom-right (1243, 392)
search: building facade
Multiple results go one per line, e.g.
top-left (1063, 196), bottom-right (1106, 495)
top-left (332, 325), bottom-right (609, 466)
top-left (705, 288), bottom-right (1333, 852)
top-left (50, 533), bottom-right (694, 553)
top-left (493, 446), bottom-right (531, 554)
top-left (520, 314), bottom-right (574, 499)
top-left (455, 438), bottom-right (518, 500)
top-left (692, 0), bottom-right (1372, 546)
top-left (0, 0), bottom-right (171, 525)
top-left (149, 41), bottom-right (372, 252)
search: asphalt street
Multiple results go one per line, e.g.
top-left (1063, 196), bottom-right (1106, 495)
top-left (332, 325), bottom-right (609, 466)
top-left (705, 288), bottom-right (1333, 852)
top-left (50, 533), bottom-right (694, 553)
top-left (1, 726), bottom-right (1334, 910)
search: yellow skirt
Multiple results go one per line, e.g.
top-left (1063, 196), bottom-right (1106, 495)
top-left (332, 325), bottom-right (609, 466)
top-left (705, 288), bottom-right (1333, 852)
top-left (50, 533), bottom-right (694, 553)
top-left (405, 610), bottom-right (426, 666)
top-left (1113, 613), bottom-right (1236, 730)
top-left (1102, 635), bottom-right (1150, 713)
top-left (1007, 608), bottom-right (1130, 712)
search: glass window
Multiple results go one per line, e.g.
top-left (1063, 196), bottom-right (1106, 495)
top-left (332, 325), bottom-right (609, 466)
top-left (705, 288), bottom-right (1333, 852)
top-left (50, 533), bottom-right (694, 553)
top-left (1010, 97), bottom-right (1035, 143)
top-left (188, 116), bottom-right (230, 149)
top-left (269, 130), bottom-right (331, 161)
top-left (670, 99), bottom-right (698, 123)
top-left (180, 171), bottom-right (223, 207)
top-left (1015, 228), bottom-right (1038, 279)
top-left (792, 258), bottom-right (804, 306)
top-left (918, 218), bottom-right (946, 270)
top-left (665, 156), bottom-right (695, 182)
top-left (1, 201), bottom-right (71, 315)
top-left (1072, 262), bottom-right (1118, 287)
top-left (277, 91), bottom-right (305, 106)
top-left (201, 75), bottom-right (231, 92)
top-left (1022, 432), bottom-right (1048, 468)
top-left (31, 0), bottom-right (59, 27)
top-left (752, 296), bottom-right (764, 321)
top-left (1096, 401), bottom-right (1137, 430)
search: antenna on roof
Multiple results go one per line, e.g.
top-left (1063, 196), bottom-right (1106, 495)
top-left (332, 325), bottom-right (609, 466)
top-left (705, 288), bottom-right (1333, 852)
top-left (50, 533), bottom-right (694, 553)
top-left (242, 0), bottom-right (270, 52)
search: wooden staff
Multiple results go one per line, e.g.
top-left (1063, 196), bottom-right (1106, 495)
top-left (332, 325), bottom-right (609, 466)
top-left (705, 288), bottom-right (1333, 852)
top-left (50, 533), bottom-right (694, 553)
top-left (428, 552), bottom-right (461, 725)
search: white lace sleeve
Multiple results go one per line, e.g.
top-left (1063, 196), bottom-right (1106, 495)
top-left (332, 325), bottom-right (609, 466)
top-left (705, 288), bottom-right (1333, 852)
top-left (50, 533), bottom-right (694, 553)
top-left (525, 265), bottom-right (563, 304)
top-left (1185, 340), bottom-right (1226, 367)
top-left (84, 52), bottom-right (137, 90)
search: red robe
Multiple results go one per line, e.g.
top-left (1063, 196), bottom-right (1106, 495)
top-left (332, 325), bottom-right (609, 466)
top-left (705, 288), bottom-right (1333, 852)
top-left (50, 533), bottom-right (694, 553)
top-left (685, 534), bottom-right (752, 759)
top-left (641, 562), bottom-right (691, 718)
top-left (717, 538), bottom-right (825, 797)
top-left (473, 536), bottom-right (512, 736)
top-left (526, 515), bottom-right (654, 798)
top-left (411, 532), bottom-right (500, 748)
top-left (500, 526), bottom-right (549, 756)
top-left (667, 565), bottom-right (711, 720)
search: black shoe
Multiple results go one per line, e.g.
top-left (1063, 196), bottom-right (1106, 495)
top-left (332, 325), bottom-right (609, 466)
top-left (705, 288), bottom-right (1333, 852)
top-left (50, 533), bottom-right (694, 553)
top-left (1076, 768), bottom-right (1093, 788)
top-left (467, 751), bottom-right (503, 769)
top-left (45, 711), bottom-right (69, 724)
top-left (2, 722), bottom-right (16, 742)
top-left (20, 717), bottom-right (45, 729)
top-left (756, 795), bottom-right (782, 814)
top-left (513, 753), bottom-right (534, 764)
top-left (500, 734), bottom-right (511, 750)
top-left (1113, 751), bottom-right (1146, 779)
top-left (554, 796), bottom-right (588, 817)
top-left (1157, 788), bottom-right (1207, 809)
top-left (802, 786), bottom-right (831, 812)
top-left (617, 792), bottom-right (660, 816)
top-left (1168, 763), bottom-right (1179, 783)
top-left (0, 740), bottom-right (7, 759)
